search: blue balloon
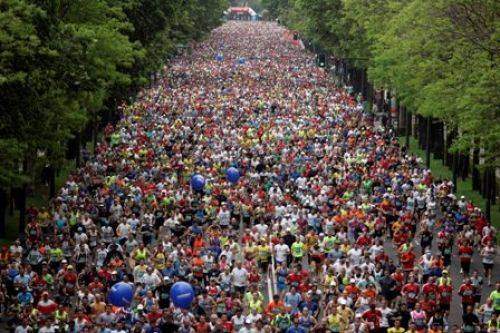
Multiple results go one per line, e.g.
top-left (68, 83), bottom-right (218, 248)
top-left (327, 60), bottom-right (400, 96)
top-left (170, 281), bottom-right (195, 309)
top-left (226, 167), bottom-right (240, 184)
top-left (238, 57), bottom-right (246, 64)
top-left (215, 54), bottom-right (224, 62)
top-left (190, 174), bottom-right (205, 191)
top-left (108, 282), bottom-right (134, 307)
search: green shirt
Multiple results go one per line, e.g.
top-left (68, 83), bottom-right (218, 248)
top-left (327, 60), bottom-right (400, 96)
top-left (323, 236), bottom-right (336, 251)
top-left (291, 242), bottom-right (304, 258)
top-left (44, 274), bottom-right (54, 285)
top-left (49, 248), bottom-right (63, 262)
top-left (490, 290), bottom-right (500, 310)
top-left (274, 314), bottom-right (291, 330)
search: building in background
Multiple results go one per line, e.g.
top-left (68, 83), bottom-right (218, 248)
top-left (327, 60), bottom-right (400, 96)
top-left (226, 7), bottom-right (258, 21)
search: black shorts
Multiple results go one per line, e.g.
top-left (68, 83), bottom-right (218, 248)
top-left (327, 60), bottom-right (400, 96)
top-left (440, 303), bottom-right (450, 312)
top-left (259, 260), bottom-right (269, 271)
top-left (234, 285), bottom-right (246, 294)
top-left (483, 262), bottom-right (494, 270)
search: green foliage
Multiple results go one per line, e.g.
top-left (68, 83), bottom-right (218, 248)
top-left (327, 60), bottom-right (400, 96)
top-left (262, 0), bottom-right (499, 167)
top-left (0, 0), bottom-right (227, 189)
top-left (261, 0), bottom-right (289, 19)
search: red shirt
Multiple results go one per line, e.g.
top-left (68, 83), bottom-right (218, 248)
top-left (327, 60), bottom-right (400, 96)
top-left (437, 284), bottom-right (453, 304)
top-left (299, 269), bottom-right (310, 280)
top-left (356, 235), bottom-right (372, 247)
top-left (147, 310), bottom-right (163, 322)
top-left (402, 283), bottom-right (420, 302)
top-left (459, 245), bottom-right (473, 263)
top-left (249, 272), bottom-right (260, 283)
top-left (422, 283), bottom-right (438, 300)
top-left (400, 252), bottom-right (416, 271)
top-left (459, 283), bottom-right (475, 304)
top-left (288, 272), bottom-right (302, 286)
top-left (474, 216), bottom-right (487, 234)
top-left (420, 299), bottom-right (437, 315)
top-left (64, 272), bottom-right (77, 284)
top-left (195, 322), bottom-right (210, 333)
top-left (392, 272), bottom-right (405, 291)
top-left (375, 252), bottom-right (389, 264)
top-left (207, 286), bottom-right (219, 297)
top-left (362, 309), bottom-right (382, 328)
top-left (222, 320), bottom-right (233, 332)
top-left (393, 232), bottom-right (407, 246)
top-left (298, 282), bottom-right (311, 293)
top-left (37, 299), bottom-right (57, 315)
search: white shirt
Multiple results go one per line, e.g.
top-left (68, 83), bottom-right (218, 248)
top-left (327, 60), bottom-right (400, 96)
top-left (347, 248), bottom-right (362, 265)
top-left (15, 326), bottom-right (32, 333)
top-left (232, 314), bottom-right (245, 329)
top-left (274, 244), bottom-right (290, 262)
top-left (378, 307), bottom-right (393, 327)
top-left (255, 223), bottom-right (268, 236)
top-left (117, 223), bottom-right (131, 236)
top-left (141, 272), bottom-right (161, 289)
top-left (38, 326), bottom-right (56, 333)
top-left (246, 312), bottom-right (262, 323)
top-left (231, 267), bottom-right (249, 287)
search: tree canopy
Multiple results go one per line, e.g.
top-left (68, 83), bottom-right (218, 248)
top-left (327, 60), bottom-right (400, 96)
top-left (0, 0), bottom-right (227, 190)
top-left (263, 0), bottom-right (499, 167)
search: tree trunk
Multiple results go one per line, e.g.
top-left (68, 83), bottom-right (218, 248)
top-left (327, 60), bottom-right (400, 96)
top-left (425, 116), bottom-right (431, 169)
top-left (416, 116), bottom-right (424, 149)
top-left (0, 188), bottom-right (7, 237)
top-left (460, 153), bottom-right (469, 181)
top-left (18, 184), bottom-right (27, 235)
top-left (405, 107), bottom-right (410, 149)
top-left (452, 151), bottom-right (458, 193)
top-left (361, 68), bottom-right (366, 99)
top-left (48, 165), bottom-right (56, 199)
top-left (92, 122), bottom-right (98, 154)
top-left (433, 121), bottom-right (444, 160)
top-left (485, 167), bottom-right (493, 223)
top-left (472, 148), bottom-right (480, 191)
top-left (9, 187), bottom-right (14, 216)
top-left (444, 130), bottom-right (454, 168)
top-left (75, 131), bottom-right (81, 167)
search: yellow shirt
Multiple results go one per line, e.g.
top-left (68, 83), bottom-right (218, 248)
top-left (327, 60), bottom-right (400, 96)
top-left (154, 252), bottom-right (166, 270)
top-left (327, 314), bottom-right (342, 332)
top-left (258, 245), bottom-right (270, 261)
top-left (388, 329), bottom-right (405, 333)
top-left (337, 306), bottom-right (354, 322)
top-left (244, 244), bottom-right (257, 259)
top-left (324, 274), bottom-right (336, 286)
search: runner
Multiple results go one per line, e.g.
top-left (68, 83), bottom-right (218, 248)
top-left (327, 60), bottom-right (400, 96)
top-left (0, 20), bottom-right (497, 332)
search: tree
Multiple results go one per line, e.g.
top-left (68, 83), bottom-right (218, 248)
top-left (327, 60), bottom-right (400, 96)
top-left (0, 0), bottom-right (227, 237)
top-left (261, 0), bottom-right (499, 219)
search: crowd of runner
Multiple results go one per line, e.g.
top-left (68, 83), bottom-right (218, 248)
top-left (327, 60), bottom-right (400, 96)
top-left (0, 21), bottom-right (498, 333)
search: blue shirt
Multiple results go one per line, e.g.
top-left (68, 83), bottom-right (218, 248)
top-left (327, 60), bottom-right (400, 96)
top-left (17, 291), bottom-right (33, 305)
top-left (287, 325), bottom-right (307, 333)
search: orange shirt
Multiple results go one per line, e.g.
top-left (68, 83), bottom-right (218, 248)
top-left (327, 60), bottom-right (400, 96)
top-left (193, 237), bottom-right (204, 250)
top-left (92, 301), bottom-right (106, 315)
top-left (192, 257), bottom-right (204, 277)
top-left (345, 285), bottom-right (360, 298)
top-left (363, 288), bottom-right (377, 299)
top-left (266, 300), bottom-right (285, 317)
